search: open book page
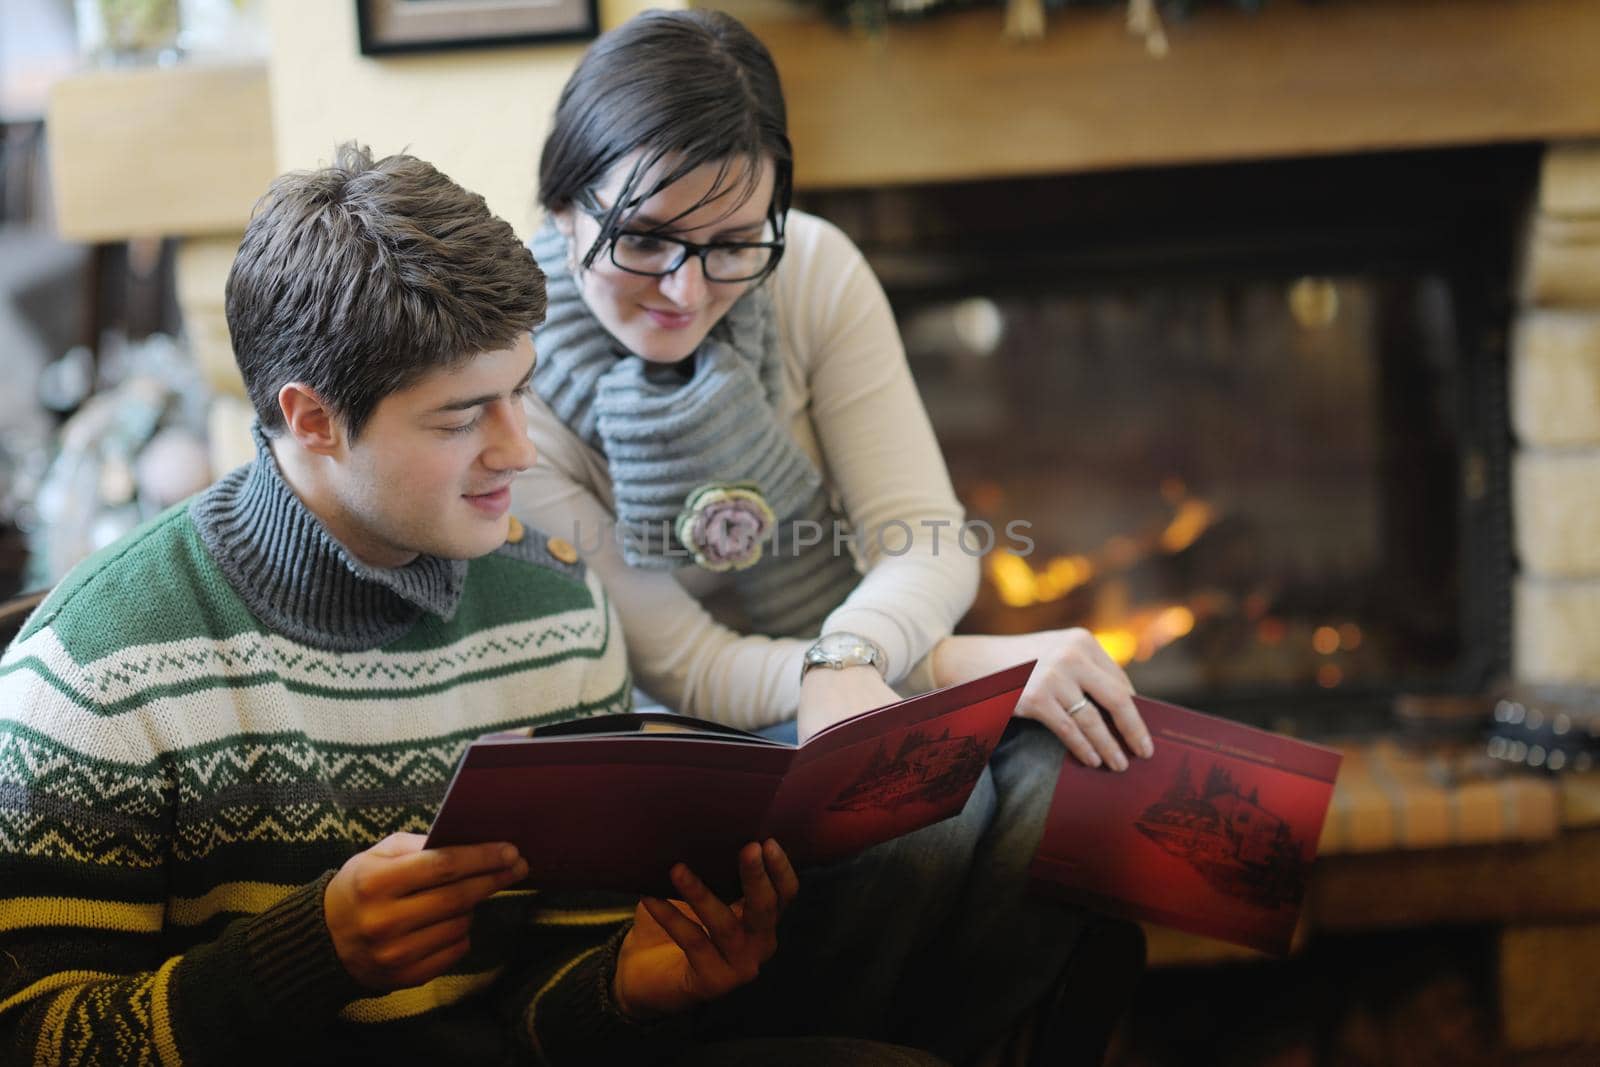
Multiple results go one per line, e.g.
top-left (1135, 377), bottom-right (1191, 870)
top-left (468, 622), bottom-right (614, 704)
top-left (1029, 696), bottom-right (1342, 955)
top-left (426, 662), bottom-right (1036, 895)
top-left (428, 733), bottom-right (793, 894)
top-left (761, 662), bottom-right (1034, 867)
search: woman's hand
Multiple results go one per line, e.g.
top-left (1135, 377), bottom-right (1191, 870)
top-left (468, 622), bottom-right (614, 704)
top-left (612, 839), bottom-right (800, 1020)
top-left (796, 664), bottom-right (900, 742)
top-left (932, 629), bottom-right (1154, 770)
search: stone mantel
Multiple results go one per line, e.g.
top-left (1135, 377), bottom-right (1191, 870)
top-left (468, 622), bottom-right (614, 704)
top-left (744, 0), bottom-right (1600, 189)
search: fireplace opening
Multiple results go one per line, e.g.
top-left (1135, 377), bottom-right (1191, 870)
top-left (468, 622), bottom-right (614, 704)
top-left (800, 145), bottom-right (1539, 734)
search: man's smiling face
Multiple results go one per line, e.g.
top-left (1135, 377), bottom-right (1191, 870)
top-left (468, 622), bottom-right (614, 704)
top-left (327, 334), bottom-right (540, 566)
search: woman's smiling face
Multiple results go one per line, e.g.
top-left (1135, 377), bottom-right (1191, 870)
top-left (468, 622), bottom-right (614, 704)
top-left (559, 153), bottom-right (777, 364)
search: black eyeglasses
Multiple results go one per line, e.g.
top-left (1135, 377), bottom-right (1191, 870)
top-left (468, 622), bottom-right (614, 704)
top-left (579, 196), bottom-right (786, 283)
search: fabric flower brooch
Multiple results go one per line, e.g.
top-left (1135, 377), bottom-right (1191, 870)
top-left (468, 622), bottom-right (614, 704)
top-left (675, 482), bottom-right (776, 572)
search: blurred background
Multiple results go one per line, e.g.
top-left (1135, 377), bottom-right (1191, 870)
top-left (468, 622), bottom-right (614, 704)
top-left (3, 1), bottom-right (1600, 1063)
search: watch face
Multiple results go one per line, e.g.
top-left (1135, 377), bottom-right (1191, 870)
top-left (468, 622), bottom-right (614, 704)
top-left (802, 632), bottom-right (888, 681)
top-left (815, 634), bottom-right (852, 658)
top-left (812, 633), bottom-right (880, 667)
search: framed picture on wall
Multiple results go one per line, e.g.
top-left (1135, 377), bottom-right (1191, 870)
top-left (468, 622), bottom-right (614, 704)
top-left (355, 0), bottom-right (599, 55)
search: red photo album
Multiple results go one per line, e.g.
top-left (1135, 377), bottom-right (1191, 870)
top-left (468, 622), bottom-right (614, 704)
top-left (1028, 695), bottom-right (1342, 955)
top-left (426, 662), bottom-right (1034, 896)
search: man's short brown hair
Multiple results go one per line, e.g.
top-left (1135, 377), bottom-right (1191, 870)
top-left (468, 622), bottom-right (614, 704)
top-left (226, 142), bottom-right (546, 439)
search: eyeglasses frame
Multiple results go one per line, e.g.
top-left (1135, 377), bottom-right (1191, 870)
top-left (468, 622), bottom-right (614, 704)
top-left (575, 191), bottom-right (787, 284)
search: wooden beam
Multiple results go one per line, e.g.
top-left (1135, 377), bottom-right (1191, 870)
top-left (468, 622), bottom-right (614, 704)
top-left (1308, 828), bottom-right (1600, 931)
top-left (48, 62), bottom-right (276, 242)
top-left (1500, 924), bottom-right (1600, 1050)
top-left (1141, 830), bottom-right (1600, 967)
top-left (752, 0), bottom-right (1600, 188)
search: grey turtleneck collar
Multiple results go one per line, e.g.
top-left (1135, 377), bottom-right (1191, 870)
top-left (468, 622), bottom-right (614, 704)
top-left (190, 426), bottom-right (468, 652)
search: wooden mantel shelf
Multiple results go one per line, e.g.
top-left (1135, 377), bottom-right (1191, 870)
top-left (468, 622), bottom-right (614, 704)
top-left (748, 0), bottom-right (1600, 188)
top-left (1142, 826), bottom-right (1600, 966)
top-left (48, 61), bottom-right (275, 243)
top-left (43, 1), bottom-right (1600, 238)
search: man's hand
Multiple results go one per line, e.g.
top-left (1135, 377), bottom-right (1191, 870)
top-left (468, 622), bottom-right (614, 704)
top-left (324, 832), bottom-right (527, 990)
top-left (933, 629), bottom-right (1154, 770)
top-left (796, 664), bottom-right (899, 742)
top-left (612, 839), bottom-right (799, 1020)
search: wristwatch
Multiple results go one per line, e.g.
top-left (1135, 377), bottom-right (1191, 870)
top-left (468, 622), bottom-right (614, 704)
top-left (801, 632), bottom-right (888, 682)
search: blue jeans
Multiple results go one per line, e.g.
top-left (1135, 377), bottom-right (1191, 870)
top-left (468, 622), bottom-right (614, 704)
top-left (700, 720), bottom-right (1083, 1065)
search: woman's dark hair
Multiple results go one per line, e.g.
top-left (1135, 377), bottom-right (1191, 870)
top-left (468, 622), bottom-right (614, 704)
top-left (538, 9), bottom-right (794, 267)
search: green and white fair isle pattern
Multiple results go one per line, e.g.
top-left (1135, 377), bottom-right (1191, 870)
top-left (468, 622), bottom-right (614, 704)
top-left (0, 506), bottom-right (636, 1066)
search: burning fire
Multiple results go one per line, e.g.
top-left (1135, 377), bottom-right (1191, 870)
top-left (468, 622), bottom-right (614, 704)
top-left (983, 481), bottom-right (1215, 666)
top-left (988, 553), bottom-right (1093, 608)
top-left (980, 479), bottom-right (1368, 685)
top-left (1090, 603), bottom-right (1198, 667)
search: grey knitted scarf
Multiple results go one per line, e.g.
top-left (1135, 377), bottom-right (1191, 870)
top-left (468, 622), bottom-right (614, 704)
top-left (530, 222), bottom-right (859, 638)
top-left (191, 425), bottom-right (467, 652)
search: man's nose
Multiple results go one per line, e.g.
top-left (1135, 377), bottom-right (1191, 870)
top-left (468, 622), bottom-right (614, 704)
top-left (484, 400), bottom-right (537, 472)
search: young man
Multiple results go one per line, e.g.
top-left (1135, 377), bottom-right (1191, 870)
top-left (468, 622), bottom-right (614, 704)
top-left (0, 144), bottom-right (797, 1066)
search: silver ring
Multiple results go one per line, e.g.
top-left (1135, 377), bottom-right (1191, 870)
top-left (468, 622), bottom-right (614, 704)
top-left (1065, 696), bottom-right (1092, 717)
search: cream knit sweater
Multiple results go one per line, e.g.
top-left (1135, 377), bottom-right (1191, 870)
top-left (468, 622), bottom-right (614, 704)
top-left (515, 211), bottom-right (977, 730)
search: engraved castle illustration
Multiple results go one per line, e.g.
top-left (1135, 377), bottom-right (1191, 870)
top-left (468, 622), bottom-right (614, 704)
top-left (827, 728), bottom-right (988, 812)
top-left (1134, 755), bottom-right (1310, 910)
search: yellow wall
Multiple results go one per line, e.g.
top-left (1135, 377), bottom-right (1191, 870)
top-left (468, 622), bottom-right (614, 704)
top-left (263, 0), bottom-right (676, 240)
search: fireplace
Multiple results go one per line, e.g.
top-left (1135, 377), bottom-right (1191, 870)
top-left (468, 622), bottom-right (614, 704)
top-left (800, 145), bottom-right (1540, 734)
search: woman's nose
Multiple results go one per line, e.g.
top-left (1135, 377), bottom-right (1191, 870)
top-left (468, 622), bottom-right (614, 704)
top-left (659, 254), bottom-right (708, 307)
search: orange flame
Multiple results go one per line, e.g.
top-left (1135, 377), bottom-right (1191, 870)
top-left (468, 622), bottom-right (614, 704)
top-left (985, 552), bottom-right (1094, 608)
top-left (984, 481), bottom-right (1221, 665)
top-left (1160, 499), bottom-right (1216, 554)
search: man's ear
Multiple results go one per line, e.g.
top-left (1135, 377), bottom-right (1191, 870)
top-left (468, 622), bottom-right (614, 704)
top-left (551, 208), bottom-right (576, 240)
top-left (277, 383), bottom-right (344, 457)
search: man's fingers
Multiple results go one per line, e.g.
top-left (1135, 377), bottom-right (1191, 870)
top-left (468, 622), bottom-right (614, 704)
top-left (736, 842), bottom-right (780, 931)
top-left (762, 839), bottom-right (800, 910)
top-left (389, 936), bottom-right (474, 989)
top-left (366, 914), bottom-right (474, 971)
top-left (643, 896), bottom-right (707, 941)
top-left (365, 832), bottom-right (429, 859)
top-left (641, 896), bottom-right (736, 989)
top-left (358, 862), bottom-right (526, 940)
top-left (669, 864), bottom-right (743, 957)
top-left (379, 841), bottom-right (524, 899)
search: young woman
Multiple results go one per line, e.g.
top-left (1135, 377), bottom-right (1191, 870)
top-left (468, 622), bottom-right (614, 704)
top-left (516, 9), bottom-right (1154, 774)
top-left (514, 13), bottom-right (1151, 1063)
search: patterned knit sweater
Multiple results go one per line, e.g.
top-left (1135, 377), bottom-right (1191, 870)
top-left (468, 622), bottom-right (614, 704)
top-left (0, 443), bottom-right (661, 1066)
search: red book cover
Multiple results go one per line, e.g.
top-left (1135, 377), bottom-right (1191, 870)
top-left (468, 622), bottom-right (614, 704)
top-left (426, 661), bottom-right (1034, 895)
top-left (1028, 696), bottom-right (1342, 956)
